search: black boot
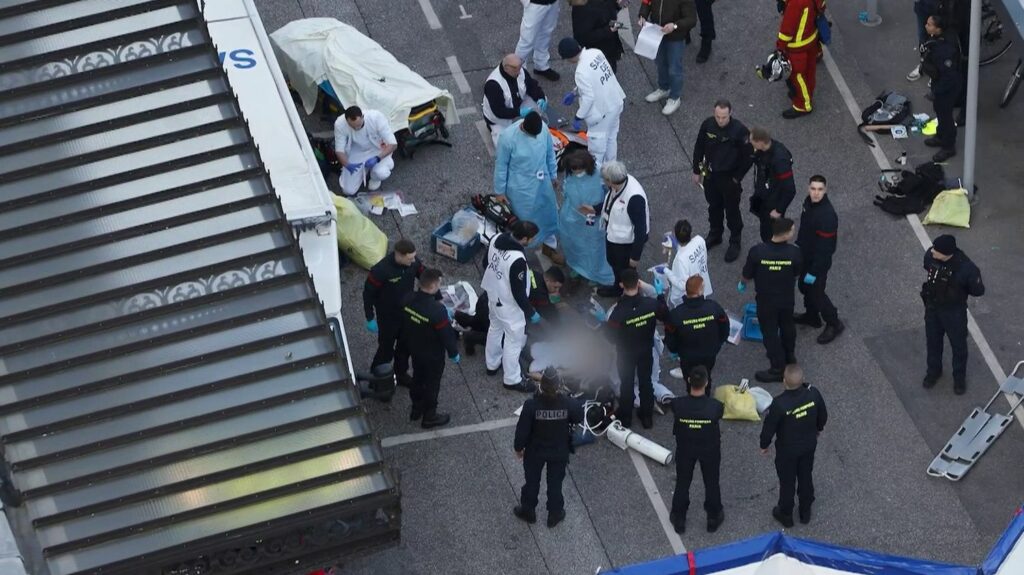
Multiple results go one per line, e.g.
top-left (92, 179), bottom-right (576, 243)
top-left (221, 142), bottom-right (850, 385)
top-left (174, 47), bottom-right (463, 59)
top-left (724, 240), bottom-right (741, 263)
top-left (706, 231), bottom-right (723, 249)
top-left (669, 512), bottom-right (686, 533)
top-left (772, 506), bottom-right (794, 528)
top-left (793, 313), bottom-right (822, 328)
top-left (463, 331), bottom-right (486, 356)
top-left (816, 320), bottom-right (845, 344)
top-left (707, 510), bottom-right (725, 532)
top-left (513, 505), bottom-right (537, 524)
top-left (755, 368), bottom-right (784, 383)
top-left (696, 38), bottom-right (712, 63)
top-left (420, 411), bottom-right (451, 429)
top-left (547, 509), bottom-right (566, 528)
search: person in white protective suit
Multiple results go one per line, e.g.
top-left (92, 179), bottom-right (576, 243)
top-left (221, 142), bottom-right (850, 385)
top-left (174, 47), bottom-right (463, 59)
top-left (482, 220), bottom-right (543, 393)
top-left (663, 219), bottom-right (713, 308)
top-left (515, 0), bottom-right (563, 82)
top-left (482, 54), bottom-right (549, 148)
top-left (494, 112), bottom-right (560, 250)
top-left (333, 106), bottom-right (397, 196)
top-left (556, 38), bottom-right (626, 166)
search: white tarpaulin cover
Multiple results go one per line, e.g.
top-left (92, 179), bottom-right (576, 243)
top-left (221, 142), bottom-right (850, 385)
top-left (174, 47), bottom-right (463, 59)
top-left (269, 18), bottom-right (455, 132)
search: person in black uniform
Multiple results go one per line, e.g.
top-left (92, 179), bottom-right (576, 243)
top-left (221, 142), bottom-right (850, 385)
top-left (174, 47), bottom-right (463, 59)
top-left (921, 15), bottom-right (963, 163)
top-left (794, 175), bottom-right (844, 345)
top-left (663, 275), bottom-right (729, 391)
top-left (922, 235), bottom-right (984, 395)
top-left (691, 100), bottom-right (754, 262)
top-left (740, 217), bottom-right (803, 383)
top-left (606, 268), bottom-right (660, 429)
top-left (569, 0), bottom-right (625, 72)
top-left (759, 364), bottom-right (827, 527)
top-left (400, 268), bottom-right (460, 428)
top-left (669, 366), bottom-right (725, 534)
top-left (363, 239), bottom-right (424, 395)
top-left (514, 368), bottom-right (585, 528)
top-left (693, 0), bottom-right (716, 63)
top-left (748, 127), bottom-right (797, 244)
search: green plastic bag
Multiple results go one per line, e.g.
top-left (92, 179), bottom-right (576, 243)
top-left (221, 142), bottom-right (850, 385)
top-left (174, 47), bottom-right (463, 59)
top-left (922, 188), bottom-right (970, 228)
top-left (713, 385), bottom-right (761, 422)
top-left (332, 195), bottom-right (388, 269)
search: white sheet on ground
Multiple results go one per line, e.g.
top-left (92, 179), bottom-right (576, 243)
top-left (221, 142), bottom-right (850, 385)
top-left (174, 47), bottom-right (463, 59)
top-left (713, 554), bottom-right (862, 575)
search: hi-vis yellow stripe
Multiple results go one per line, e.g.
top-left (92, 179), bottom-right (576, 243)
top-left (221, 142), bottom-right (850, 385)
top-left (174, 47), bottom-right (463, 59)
top-left (790, 8), bottom-right (818, 48)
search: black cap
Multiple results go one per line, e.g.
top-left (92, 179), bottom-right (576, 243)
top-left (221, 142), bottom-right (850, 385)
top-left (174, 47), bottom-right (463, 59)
top-left (522, 111), bottom-right (543, 135)
top-left (557, 37), bottom-right (582, 59)
top-left (933, 234), bottom-right (957, 256)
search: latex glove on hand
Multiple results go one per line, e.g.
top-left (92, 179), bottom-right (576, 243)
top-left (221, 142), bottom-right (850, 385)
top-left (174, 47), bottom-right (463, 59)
top-left (363, 156), bottom-right (380, 170)
top-left (803, 273), bottom-right (817, 285)
top-left (530, 311), bottom-right (542, 324)
top-left (344, 162), bottom-right (362, 174)
top-left (653, 276), bottom-right (665, 296)
top-left (520, 105), bottom-right (532, 117)
top-left (669, 353), bottom-right (680, 361)
top-left (366, 318), bottom-right (379, 333)
top-left (450, 353), bottom-right (461, 365)
top-left (572, 117), bottom-right (584, 132)
top-left (736, 281), bottom-right (747, 294)
top-left (562, 91), bottom-right (577, 106)
top-left (538, 98), bottom-right (548, 112)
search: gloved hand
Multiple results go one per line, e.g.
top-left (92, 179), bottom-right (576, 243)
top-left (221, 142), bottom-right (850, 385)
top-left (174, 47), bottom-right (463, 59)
top-left (363, 156), bottom-right (380, 170)
top-left (366, 318), bottom-right (378, 333)
top-left (450, 353), bottom-right (461, 364)
top-left (447, 307), bottom-right (455, 321)
top-left (344, 162), bottom-right (362, 174)
top-left (736, 281), bottom-right (747, 294)
top-left (653, 276), bottom-right (665, 296)
top-left (530, 311), bottom-right (542, 324)
top-left (538, 98), bottom-right (548, 112)
top-left (519, 105), bottom-right (532, 117)
top-left (572, 117), bottom-right (584, 132)
top-left (669, 353), bottom-right (680, 361)
top-left (803, 273), bottom-right (817, 285)
top-left (591, 308), bottom-right (607, 322)
top-left (562, 91), bottom-right (576, 106)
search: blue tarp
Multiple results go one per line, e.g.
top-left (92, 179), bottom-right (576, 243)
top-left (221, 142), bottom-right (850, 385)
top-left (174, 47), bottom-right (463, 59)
top-left (981, 505), bottom-right (1024, 574)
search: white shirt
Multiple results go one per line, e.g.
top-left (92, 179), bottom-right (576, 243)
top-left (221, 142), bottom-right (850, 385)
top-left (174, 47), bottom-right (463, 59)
top-left (575, 49), bottom-right (625, 126)
top-left (666, 236), bottom-right (713, 307)
top-left (334, 109), bottom-right (396, 161)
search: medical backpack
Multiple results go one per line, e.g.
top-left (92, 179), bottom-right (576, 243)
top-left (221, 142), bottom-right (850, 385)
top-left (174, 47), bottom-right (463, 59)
top-left (397, 101), bottom-right (452, 158)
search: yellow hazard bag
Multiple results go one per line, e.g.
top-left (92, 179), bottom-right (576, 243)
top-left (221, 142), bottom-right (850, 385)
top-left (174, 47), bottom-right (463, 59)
top-left (713, 385), bottom-right (761, 422)
top-left (332, 195), bottom-right (388, 270)
top-left (922, 188), bottom-right (971, 228)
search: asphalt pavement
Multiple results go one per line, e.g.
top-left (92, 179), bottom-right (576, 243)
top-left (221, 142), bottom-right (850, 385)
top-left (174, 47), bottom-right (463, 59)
top-left (253, 0), bottom-right (1024, 572)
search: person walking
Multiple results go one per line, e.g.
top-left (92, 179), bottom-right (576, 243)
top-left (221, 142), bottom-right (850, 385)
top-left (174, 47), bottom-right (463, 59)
top-left (920, 15), bottom-right (963, 163)
top-left (482, 54), bottom-right (548, 147)
top-left (669, 366), bottom-right (725, 534)
top-left (606, 268), bottom-right (660, 429)
top-left (760, 364), bottom-right (828, 527)
top-left (559, 151), bottom-right (616, 287)
top-left (663, 276), bottom-right (729, 390)
top-left (691, 100), bottom-right (754, 262)
top-left (740, 217), bottom-right (803, 383)
top-left (664, 219), bottom-right (712, 308)
top-left (514, 368), bottom-right (585, 528)
top-left (363, 239), bottom-right (423, 396)
top-left (578, 161), bottom-right (649, 298)
top-left (558, 38), bottom-right (626, 165)
top-left (776, 0), bottom-right (825, 118)
top-left (494, 112), bottom-right (560, 250)
top-left (400, 268), bottom-right (460, 428)
top-left (795, 175), bottom-right (844, 344)
top-left (569, 0), bottom-right (626, 72)
top-left (921, 235), bottom-right (984, 395)
top-left (638, 0), bottom-right (697, 115)
top-left (749, 127), bottom-right (796, 244)
top-left (516, 0), bottom-right (563, 81)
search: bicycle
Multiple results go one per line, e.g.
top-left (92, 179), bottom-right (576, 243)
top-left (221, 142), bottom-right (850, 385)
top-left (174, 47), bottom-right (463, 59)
top-left (1001, 58), bottom-right (1023, 107)
top-left (979, 0), bottom-right (1013, 66)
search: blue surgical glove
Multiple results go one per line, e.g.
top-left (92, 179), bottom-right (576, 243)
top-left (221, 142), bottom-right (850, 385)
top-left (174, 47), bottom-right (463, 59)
top-left (519, 105), bottom-right (531, 117)
top-left (344, 162), bottom-right (362, 174)
top-left (736, 281), bottom-right (747, 294)
top-left (538, 98), bottom-right (548, 112)
top-left (653, 276), bottom-right (665, 296)
top-left (363, 156), bottom-right (380, 170)
top-left (669, 352), bottom-right (680, 361)
top-left (803, 273), bottom-right (817, 285)
top-left (530, 311), bottom-right (542, 324)
top-left (591, 308), bottom-right (607, 323)
top-left (562, 91), bottom-right (576, 106)
top-left (450, 353), bottom-right (461, 364)
top-left (366, 318), bottom-right (378, 333)
top-left (572, 117), bottom-right (584, 131)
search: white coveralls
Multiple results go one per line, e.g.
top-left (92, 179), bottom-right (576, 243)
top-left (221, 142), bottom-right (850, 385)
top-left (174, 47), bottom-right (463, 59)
top-left (515, 0), bottom-right (560, 73)
top-left (665, 235), bottom-right (714, 308)
top-left (574, 48), bottom-right (626, 165)
top-left (481, 239), bottom-right (531, 386)
top-left (333, 109), bottom-right (397, 196)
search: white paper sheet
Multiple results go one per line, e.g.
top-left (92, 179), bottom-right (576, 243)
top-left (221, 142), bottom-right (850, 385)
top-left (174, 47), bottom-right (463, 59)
top-left (397, 202), bottom-right (418, 217)
top-left (634, 23), bottom-right (664, 60)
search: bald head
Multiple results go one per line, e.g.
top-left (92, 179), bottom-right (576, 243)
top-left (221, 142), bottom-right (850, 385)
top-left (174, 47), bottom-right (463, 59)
top-left (501, 54), bottom-right (523, 77)
top-left (783, 364), bottom-right (804, 389)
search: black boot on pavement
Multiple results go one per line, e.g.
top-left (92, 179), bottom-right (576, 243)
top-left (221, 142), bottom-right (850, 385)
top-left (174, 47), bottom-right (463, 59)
top-left (513, 505), bottom-right (537, 524)
top-left (817, 320), bottom-right (845, 344)
top-left (954, 380), bottom-right (967, 395)
top-left (724, 241), bottom-right (741, 263)
top-left (420, 411), bottom-right (451, 429)
top-left (696, 38), bottom-right (712, 63)
top-left (799, 507), bottom-right (812, 525)
top-left (705, 232), bottom-right (723, 249)
top-left (707, 510), bottom-right (725, 532)
top-left (793, 313), bottom-right (822, 328)
top-left (933, 148), bottom-right (957, 162)
top-left (504, 381), bottom-right (537, 393)
top-left (755, 368), bottom-right (785, 383)
top-left (772, 506), bottom-right (795, 528)
top-left (669, 512), bottom-right (686, 534)
top-left (782, 108), bottom-right (812, 119)
top-left (463, 331), bottom-right (485, 356)
top-left (409, 406), bottom-right (422, 422)
top-left (923, 372), bottom-right (941, 389)
top-left (533, 68), bottom-right (560, 81)
top-left (547, 510), bottom-right (566, 528)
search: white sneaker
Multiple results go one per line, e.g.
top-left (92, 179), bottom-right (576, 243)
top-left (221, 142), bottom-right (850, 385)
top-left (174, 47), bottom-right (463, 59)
top-left (367, 178), bottom-right (382, 191)
top-left (669, 367), bottom-right (684, 379)
top-left (661, 98), bottom-right (681, 115)
top-left (907, 64), bottom-right (921, 81)
top-left (645, 88), bottom-right (670, 103)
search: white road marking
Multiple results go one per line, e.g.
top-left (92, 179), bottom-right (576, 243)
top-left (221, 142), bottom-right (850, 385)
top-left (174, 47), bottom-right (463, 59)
top-left (821, 46), bottom-right (1022, 429)
top-left (459, 4), bottom-right (472, 19)
top-left (446, 55), bottom-right (472, 94)
top-left (475, 119), bottom-right (495, 157)
top-left (381, 416), bottom-right (517, 448)
top-left (629, 450), bottom-right (686, 554)
top-left (418, 0), bottom-right (442, 30)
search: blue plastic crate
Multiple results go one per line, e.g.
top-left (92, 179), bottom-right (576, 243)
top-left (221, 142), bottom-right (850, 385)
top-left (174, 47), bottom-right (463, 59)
top-left (742, 302), bottom-right (763, 342)
top-left (431, 217), bottom-right (482, 263)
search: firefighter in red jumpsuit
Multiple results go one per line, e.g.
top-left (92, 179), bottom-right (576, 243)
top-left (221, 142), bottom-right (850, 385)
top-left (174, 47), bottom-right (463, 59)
top-left (776, 0), bottom-right (824, 119)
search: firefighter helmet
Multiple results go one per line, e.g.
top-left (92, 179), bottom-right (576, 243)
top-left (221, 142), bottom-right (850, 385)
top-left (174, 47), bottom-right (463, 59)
top-left (756, 51), bottom-right (792, 82)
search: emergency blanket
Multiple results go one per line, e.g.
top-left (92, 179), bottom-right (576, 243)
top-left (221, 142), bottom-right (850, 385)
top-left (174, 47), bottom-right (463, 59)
top-left (714, 385), bottom-right (761, 422)
top-left (270, 18), bottom-right (456, 131)
top-left (332, 195), bottom-right (387, 269)
top-left (922, 188), bottom-right (971, 228)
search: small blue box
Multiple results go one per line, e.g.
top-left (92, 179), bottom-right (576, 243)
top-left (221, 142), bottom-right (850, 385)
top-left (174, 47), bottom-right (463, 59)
top-left (742, 302), bottom-right (763, 342)
top-left (431, 218), bottom-right (482, 263)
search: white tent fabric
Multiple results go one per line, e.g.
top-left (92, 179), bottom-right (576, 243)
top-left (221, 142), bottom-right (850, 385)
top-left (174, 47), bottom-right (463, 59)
top-left (996, 527), bottom-right (1024, 575)
top-left (713, 554), bottom-right (860, 575)
top-left (269, 18), bottom-right (455, 132)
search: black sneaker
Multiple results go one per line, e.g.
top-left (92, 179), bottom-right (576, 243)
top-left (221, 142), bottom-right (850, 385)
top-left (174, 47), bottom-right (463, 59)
top-left (954, 380), bottom-right (967, 395)
top-left (421, 412), bottom-right (451, 429)
top-left (504, 381), bottom-right (537, 393)
top-left (547, 509), bottom-right (566, 528)
top-left (793, 313), bottom-right (822, 328)
top-left (755, 368), bottom-right (784, 383)
top-left (669, 512), bottom-right (686, 533)
top-left (816, 320), bottom-right (845, 344)
top-left (533, 68), bottom-right (560, 81)
top-left (707, 510), bottom-right (724, 532)
top-left (799, 507), bottom-right (812, 524)
top-left (513, 505), bottom-right (537, 524)
top-left (724, 242), bottom-right (741, 263)
top-left (772, 506), bottom-right (794, 528)
top-left (923, 373), bottom-right (940, 389)
top-left (923, 137), bottom-right (943, 148)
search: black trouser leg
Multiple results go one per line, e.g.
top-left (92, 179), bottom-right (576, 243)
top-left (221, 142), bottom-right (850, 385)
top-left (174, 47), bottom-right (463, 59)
top-left (699, 450), bottom-right (723, 514)
top-left (616, 351), bottom-right (638, 426)
top-left (637, 348), bottom-right (654, 418)
top-left (796, 449), bottom-right (816, 514)
top-left (775, 452), bottom-right (798, 516)
top-left (808, 275), bottom-right (839, 325)
top-left (605, 241), bottom-right (632, 293)
top-left (545, 459), bottom-right (568, 513)
top-left (412, 355), bottom-right (444, 414)
top-left (924, 307), bottom-right (945, 378)
top-left (606, 53), bottom-right (620, 73)
top-left (779, 305), bottom-right (797, 364)
top-left (371, 316), bottom-right (400, 370)
top-left (705, 177), bottom-right (726, 238)
top-left (520, 454), bottom-right (544, 513)
top-left (757, 303), bottom-right (785, 370)
top-left (706, 175), bottom-right (742, 241)
top-left (672, 452), bottom-right (698, 516)
top-left (408, 357), bottom-right (424, 412)
top-left (933, 90), bottom-right (957, 150)
top-left (942, 306), bottom-right (969, 385)
top-left (758, 210), bottom-right (774, 243)
top-left (694, 0), bottom-right (716, 39)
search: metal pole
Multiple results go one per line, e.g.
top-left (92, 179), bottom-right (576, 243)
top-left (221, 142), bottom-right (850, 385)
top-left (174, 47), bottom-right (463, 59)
top-left (962, 0), bottom-right (982, 199)
top-left (860, 0), bottom-right (882, 27)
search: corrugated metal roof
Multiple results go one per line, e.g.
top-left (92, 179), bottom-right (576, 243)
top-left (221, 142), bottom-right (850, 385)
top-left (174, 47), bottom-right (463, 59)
top-left (0, 1), bottom-right (399, 574)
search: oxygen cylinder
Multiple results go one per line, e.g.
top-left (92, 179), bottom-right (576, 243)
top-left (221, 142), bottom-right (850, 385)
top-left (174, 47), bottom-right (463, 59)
top-left (605, 421), bottom-right (675, 465)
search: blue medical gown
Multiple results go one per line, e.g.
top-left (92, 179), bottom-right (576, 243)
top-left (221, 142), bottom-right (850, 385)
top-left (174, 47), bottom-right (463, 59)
top-left (559, 172), bottom-right (614, 285)
top-left (494, 121), bottom-right (559, 249)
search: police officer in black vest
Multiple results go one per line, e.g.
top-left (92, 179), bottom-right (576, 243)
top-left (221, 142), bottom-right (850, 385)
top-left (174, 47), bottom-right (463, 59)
top-left (922, 235), bottom-right (984, 395)
top-left (669, 366), bottom-right (725, 534)
top-left (795, 175), bottom-right (844, 345)
top-left (759, 364), bottom-right (828, 527)
top-left (741, 217), bottom-right (803, 383)
top-left (748, 127), bottom-right (797, 244)
top-left (400, 268), bottom-right (460, 429)
top-left (514, 368), bottom-right (585, 528)
top-left (607, 268), bottom-right (660, 429)
top-left (363, 239), bottom-right (424, 395)
top-left (691, 99), bottom-right (754, 262)
top-left (663, 275), bottom-right (729, 392)
top-left (921, 14), bottom-right (963, 163)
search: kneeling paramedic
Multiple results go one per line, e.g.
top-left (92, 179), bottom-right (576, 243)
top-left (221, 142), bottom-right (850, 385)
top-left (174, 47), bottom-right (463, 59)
top-left (514, 368), bottom-right (585, 528)
top-left (334, 106), bottom-right (397, 196)
top-left (669, 366), bottom-right (725, 534)
top-left (606, 268), bottom-right (659, 429)
top-left (401, 268), bottom-right (460, 429)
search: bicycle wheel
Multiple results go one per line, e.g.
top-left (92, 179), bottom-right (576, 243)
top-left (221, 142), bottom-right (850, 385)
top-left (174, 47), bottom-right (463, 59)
top-left (1000, 59), bottom-right (1023, 108)
top-left (980, 39), bottom-right (1013, 66)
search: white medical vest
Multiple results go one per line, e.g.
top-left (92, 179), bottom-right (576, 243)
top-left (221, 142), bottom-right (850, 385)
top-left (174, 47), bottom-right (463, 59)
top-left (602, 176), bottom-right (649, 245)
top-left (482, 66), bottom-right (528, 128)
top-left (481, 238), bottom-right (531, 306)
